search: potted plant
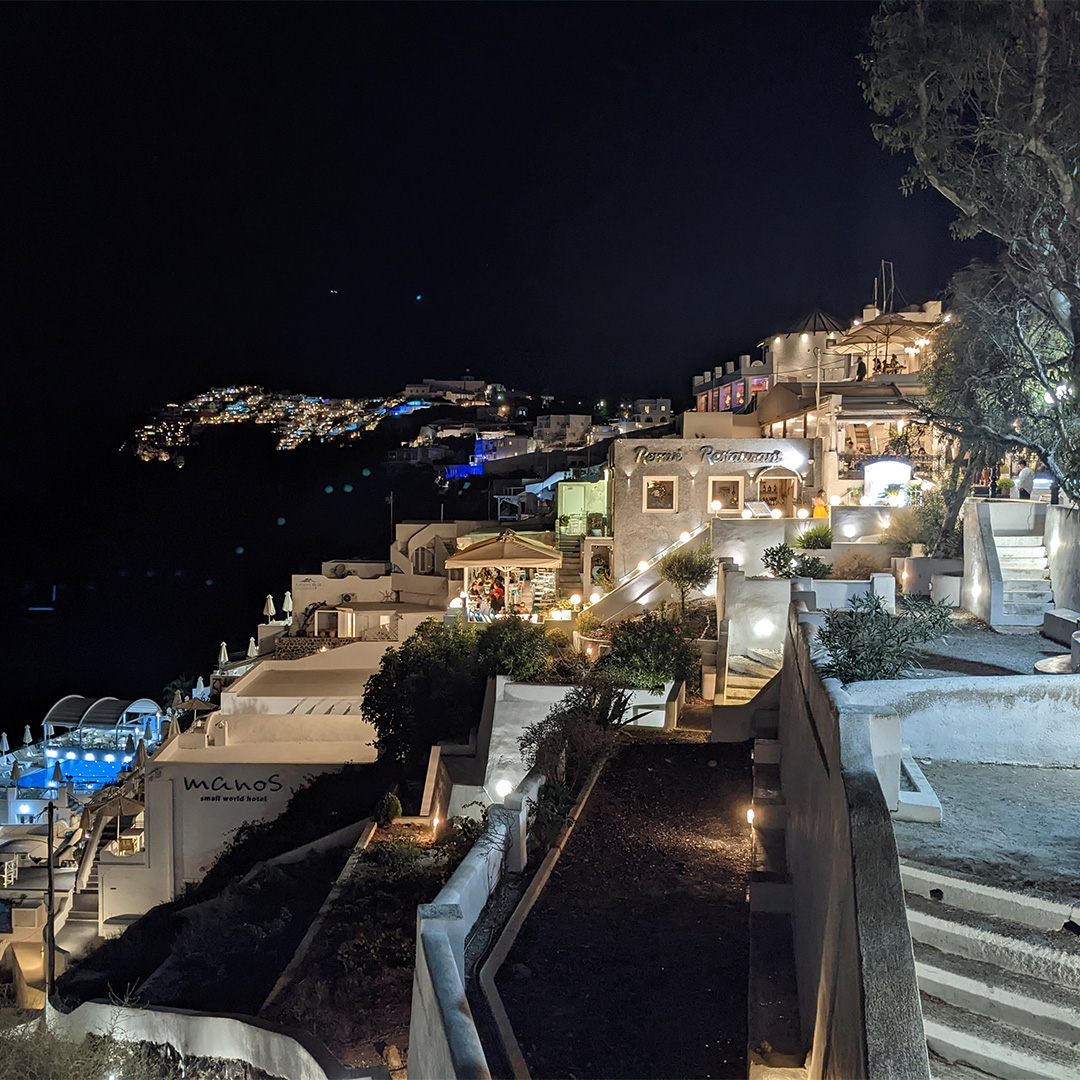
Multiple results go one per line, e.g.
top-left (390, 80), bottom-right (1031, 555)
top-left (558, 514), bottom-right (571, 531)
top-left (586, 512), bottom-right (604, 535)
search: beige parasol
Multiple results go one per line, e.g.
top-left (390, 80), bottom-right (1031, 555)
top-left (445, 529), bottom-right (562, 570)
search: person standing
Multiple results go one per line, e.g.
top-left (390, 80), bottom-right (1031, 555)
top-left (812, 490), bottom-right (828, 518)
top-left (1016, 459), bottom-right (1035, 499)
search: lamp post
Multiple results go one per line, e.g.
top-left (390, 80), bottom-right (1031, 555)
top-left (45, 799), bottom-right (55, 1001)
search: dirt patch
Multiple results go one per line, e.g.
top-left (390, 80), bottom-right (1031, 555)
top-left (496, 729), bottom-right (752, 1079)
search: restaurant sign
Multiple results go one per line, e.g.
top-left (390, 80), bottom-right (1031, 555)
top-left (700, 446), bottom-right (783, 465)
top-left (634, 446), bottom-right (683, 464)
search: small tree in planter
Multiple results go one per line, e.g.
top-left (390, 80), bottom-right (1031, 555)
top-left (658, 545), bottom-right (717, 616)
top-left (597, 609), bottom-right (697, 691)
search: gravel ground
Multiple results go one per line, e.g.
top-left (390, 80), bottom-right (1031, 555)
top-left (914, 610), bottom-right (1070, 677)
top-left (497, 729), bottom-right (753, 1080)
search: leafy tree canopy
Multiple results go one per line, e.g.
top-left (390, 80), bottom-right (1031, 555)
top-left (863, 1), bottom-right (1080, 499)
top-left (658, 545), bottom-right (716, 616)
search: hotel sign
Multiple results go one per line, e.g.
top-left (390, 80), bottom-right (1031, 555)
top-left (700, 446), bottom-right (783, 465)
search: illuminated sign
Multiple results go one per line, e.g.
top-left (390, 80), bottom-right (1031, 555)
top-left (634, 446), bottom-right (684, 464)
top-left (700, 446), bottom-right (783, 465)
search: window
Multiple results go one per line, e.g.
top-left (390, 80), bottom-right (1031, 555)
top-left (708, 476), bottom-right (744, 512)
top-left (734, 382), bottom-right (747, 406)
top-left (720, 385), bottom-right (732, 411)
top-left (749, 376), bottom-right (770, 393)
top-left (642, 477), bottom-right (678, 512)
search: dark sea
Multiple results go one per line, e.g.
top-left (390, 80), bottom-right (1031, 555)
top-left (6, 421), bottom-right (466, 744)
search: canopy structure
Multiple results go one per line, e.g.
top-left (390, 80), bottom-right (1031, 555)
top-left (832, 313), bottom-right (938, 357)
top-left (445, 529), bottom-right (562, 570)
top-left (42, 695), bottom-right (161, 748)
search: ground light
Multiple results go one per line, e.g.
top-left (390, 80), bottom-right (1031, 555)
top-left (830, 494), bottom-right (841, 506)
top-left (570, 593), bottom-right (582, 607)
top-left (679, 530), bottom-right (691, 542)
top-left (770, 508), bottom-right (783, 519)
top-left (741, 508), bottom-right (752, 519)
top-left (796, 507), bottom-right (809, 519)
top-left (746, 807), bottom-right (755, 824)
top-left (637, 560), bottom-right (649, 572)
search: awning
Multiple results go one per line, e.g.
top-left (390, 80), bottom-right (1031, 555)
top-left (445, 530), bottom-right (563, 569)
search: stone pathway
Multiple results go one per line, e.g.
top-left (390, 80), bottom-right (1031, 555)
top-left (496, 730), bottom-right (752, 1079)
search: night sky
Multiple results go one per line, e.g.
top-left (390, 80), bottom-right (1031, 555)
top-left (5, 3), bottom-right (999, 719)
top-left (8, 3), bottom-right (995, 449)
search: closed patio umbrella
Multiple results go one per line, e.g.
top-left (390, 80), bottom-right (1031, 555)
top-left (0, 732), bottom-right (8, 753)
top-left (10, 760), bottom-right (20, 784)
top-left (135, 740), bottom-right (148, 767)
top-left (124, 734), bottom-right (136, 755)
top-left (283, 590), bottom-right (294, 619)
top-left (247, 636), bottom-right (258, 658)
top-left (172, 689), bottom-right (183, 710)
top-left (195, 676), bottom-right (206, 694)
top-left (263, 594), bottom-right (276, 622)
top-left (52, 762), bottom-right (63, 785)
top-left (22, 725), bottom-right (33, 746)
top-left (79, 807), bottom-right (92, 834)
top-left (218, 641), bottom-right (229, 667)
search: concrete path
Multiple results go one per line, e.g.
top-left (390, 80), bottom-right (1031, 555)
top-left (893, 760), bottom-right (1080, 901)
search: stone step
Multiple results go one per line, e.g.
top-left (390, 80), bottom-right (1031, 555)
top-left (745, 648), bottom-right (784, 669)
top-left (1002, 603), bottom-right (1054, 618)
top-left (997, 556), bottom-right (1049, 570)
top-left (727, 675), bottom-right (771, 690)
top-left (905, 893), bottom-right (1080, 991)
top-left (929, 1050), bottom-right (1002, 1080)
top-left (752, 706), bottom-right (779, 741)
top-left (65, 909), bottom-right (99, 923)
top-left (994, 536), bottom-right (1046, 548)
top-left (921, 993), bottom-right (1080, 1080)
top-left (1004, 593), bottom-right (1054, 607)
top-left (998, 566), bottom-right (1050, 580)
top-left (914, 941), bottom-right (1080, 1044)
top-left (727, 656), bottom-right (780, 679)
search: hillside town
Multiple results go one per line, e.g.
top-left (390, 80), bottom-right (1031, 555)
top-left (5, 284), bottom-right (1079, 1080)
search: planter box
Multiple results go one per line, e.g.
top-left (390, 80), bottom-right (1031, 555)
top-left (901, 557), bottom-right (963, 596)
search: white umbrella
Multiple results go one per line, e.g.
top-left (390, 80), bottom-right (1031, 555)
top-left (52, 762), bottom-right (63, 785)
top-left (283, 590), bottom-right (294, 617)
top-left (218, 641), bottom-right (229, 667)
top-left (135, 740), bottom-right (148, 767)
top-left (124, 734), bottom-right (136, 755)
top-left (10, 760), bottom-right (20, 784)
top-left (172, 689), bottom-right (183, 710)
top-left (263, 594), bottom-right (276, 622)
top-left (247, 637), bottom-right (258, 658)
top-left (0, 732), bottom-right (8, 753)
top-left (195, 676), bottom-right (206, 694)
top-left (22, 725), bottom-right (33, 746)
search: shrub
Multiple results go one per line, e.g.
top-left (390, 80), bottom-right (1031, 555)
top-left (793, 554), bottom-right (832, 579)
top-left (575, 610), bottom-right (606, 639)
top-left (794, 524), bottom-right (833, 549)
top-left (658, 545), bottom-right (717, 615)
top-left (761, 543), bottom-right (796, 578)
top-left (880, 506), bottom-right (923, 555)
top-left (815, 592), bottom-right (953, 683)
top-left (374, 792), bottom-right (402, 827)
top-left (598, 609), bottom-right (697, 690)
top-left (476, 615), bottom-right (553, 680)
top-left (829, 550), bottom-right (881, 580)
top-left (761, 543), bottom-right (832, 579)
top-left (518, 675), bottom-right (627, 791)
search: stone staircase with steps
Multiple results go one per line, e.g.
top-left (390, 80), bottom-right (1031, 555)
top-left (556, 534), bottom-right (584, 600)
top-left (994, 535), bottom-right (1055, 626)
top-left (747, 701), bottom-right (806, 1079)
top-left (902, 862), bottom-right (1080, 1080)
top-left (56, 854), bottom-right (105, 960)
top-left (723, 650), bottom-right (783, 705)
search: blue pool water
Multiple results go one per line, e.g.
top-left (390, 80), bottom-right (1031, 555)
top-left (18, 755), bottom-right (132, 789)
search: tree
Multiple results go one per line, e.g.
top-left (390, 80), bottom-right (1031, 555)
top-left (863, 1), bottom-right (1080, 501)
top-left (658, 545), bottom-right (716, 616)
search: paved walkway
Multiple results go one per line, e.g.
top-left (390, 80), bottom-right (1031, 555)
top-left (893, 760), bottom-right (1080, 901)
top-left (497, 730), bottom-right (752, 1079)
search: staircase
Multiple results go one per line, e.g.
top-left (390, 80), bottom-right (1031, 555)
top-left (56, 853), bottom-right (104, 958)
top-left (902, 862), bottom-right (1080, 1079)
top-left (723, 650), bottom-right (783, 705)
top-left (748, 701), bottom-right (806, 1078)
top-left (556, 534), bottom-right (583, 599)
top-left (995, 535), bottom-right (1055, 626)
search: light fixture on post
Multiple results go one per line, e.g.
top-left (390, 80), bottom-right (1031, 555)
top-left (710, 499), bottom-right (722, 513)
top-left (741, 508), bottom-right (752, 519)
top-left (796, 507), bottom-right (809, 519)
top-left (589, 592), bottom-right (601, 605)
top-left (770, 508), bottom-right (783, 519)
top-left (570, 593), bottom-right (582, 610)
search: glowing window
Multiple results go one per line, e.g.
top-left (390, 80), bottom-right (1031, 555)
top-left (708, 476), bottom-right (743, 512)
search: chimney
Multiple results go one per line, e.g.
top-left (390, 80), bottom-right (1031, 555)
top-left (862, 305), bottom-right (880, 322)
top-left (739, 354), bottom-right (751, 370)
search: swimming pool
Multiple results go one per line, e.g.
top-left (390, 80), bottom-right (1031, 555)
top-left (18, 754), bottom-right (133, 789)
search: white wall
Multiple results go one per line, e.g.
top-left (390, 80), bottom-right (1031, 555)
top-left (1045, 504), bottom-right (1080, 612)
top-left (845, 675), bottom-right (1080, 766)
